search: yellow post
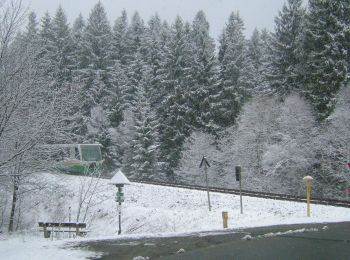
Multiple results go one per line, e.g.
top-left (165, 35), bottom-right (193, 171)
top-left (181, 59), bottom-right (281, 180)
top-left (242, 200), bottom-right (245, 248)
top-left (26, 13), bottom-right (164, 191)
top-left (303, 176), bottom-right (313, 217)
top-left (222, 211), bottom-right (228, 228)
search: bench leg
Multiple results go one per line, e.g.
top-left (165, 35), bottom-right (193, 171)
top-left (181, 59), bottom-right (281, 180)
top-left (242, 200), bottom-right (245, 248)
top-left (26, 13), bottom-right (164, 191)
top-left (43, 226), bottom-right (48, 238)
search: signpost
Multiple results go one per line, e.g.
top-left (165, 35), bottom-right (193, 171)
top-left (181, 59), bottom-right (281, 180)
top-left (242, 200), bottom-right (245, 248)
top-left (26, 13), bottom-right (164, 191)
top-left (109, 170), bottom-right (131, 235)
top-left (199, 156), bottom-right (211, 211)
top-left (235, 166), bottom-right (243, 214)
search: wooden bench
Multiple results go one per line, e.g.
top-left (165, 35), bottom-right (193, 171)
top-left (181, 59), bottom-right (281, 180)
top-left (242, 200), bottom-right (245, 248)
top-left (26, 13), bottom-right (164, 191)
top-left (38, 222), bottom-right (88, 239)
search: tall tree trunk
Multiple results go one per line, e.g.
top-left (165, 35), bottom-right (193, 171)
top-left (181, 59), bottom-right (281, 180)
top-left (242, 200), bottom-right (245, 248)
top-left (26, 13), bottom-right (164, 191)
top-left (0, 196), bottom-right (8, 230)
top-left (8, 176), bottom-right (19, 232)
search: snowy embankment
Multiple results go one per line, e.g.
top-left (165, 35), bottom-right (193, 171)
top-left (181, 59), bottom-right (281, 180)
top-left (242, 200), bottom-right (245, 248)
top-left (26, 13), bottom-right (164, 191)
top-left (60, 173), bottom-right (350, 237)
top-left (1, 172), bottom-right (350, 259)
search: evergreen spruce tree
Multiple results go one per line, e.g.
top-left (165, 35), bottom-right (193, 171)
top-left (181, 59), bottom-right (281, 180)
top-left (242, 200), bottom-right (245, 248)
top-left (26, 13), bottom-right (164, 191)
top-left (30, 9), bottom-right (80, 145)
top-left (258, 28), bottom-right (274, 93)
top-left (38, 12), bottom-right (56, 82)
top-left (37, 7), bottom-right (74, 89)
top-left (80, 2), bottom-right (117, 169)
top-left (83, 2), bottom-right (112, 71)
top-left (144, 14), bottom-right (168, 110)
top-left (269, 0), bottom-right (305, 96)
top-left (107, 61), bottom-right (128, 128)
top-left (21, 12), bottom-right (42, 94)
top-left (247, 29), bottom-right (264, 91)
top-left (80, 1), bottom-right (113, 112)
top-left (20, 12), bottom-right (40, 62)
top-left (112, 10), bottom-right (129, 65)
top-left (157, 16), bottom-right (192, 178)
top-left (302, 0), bottom-right (347, 120)
top-left (68, 15), bottom-right (91, 142)
top-left (338, 0), bottom-right (350, 78)
top-left (160, 21), bottom-right (171, 47)
top-left (23, 12), bottom-right (38, 44)
top-left (189, 11), bottom-right (220, 133)
top-left (247, 29), bottom-right (261, 69)
top-left (51, 5), bottom-right (74, 84)
top-left (217, 12), bottom-right (253, 126)
top-left (99, 62), bottom-right (126, 170)
top-left (125, 50), bottom-right (146, 106)
top-left (71, 14), bottom-right (88, 72)
top-left (128, 84), bottom-right (159, 180)
top-left (125, 12), bottom-right (145, 63)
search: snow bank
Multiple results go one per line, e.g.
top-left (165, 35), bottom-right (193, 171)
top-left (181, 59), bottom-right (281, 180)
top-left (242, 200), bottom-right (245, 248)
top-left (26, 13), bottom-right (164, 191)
top-left (14, 172), bottom-right (350, 238)
top-left (1, 172), bottom-right (350, 259)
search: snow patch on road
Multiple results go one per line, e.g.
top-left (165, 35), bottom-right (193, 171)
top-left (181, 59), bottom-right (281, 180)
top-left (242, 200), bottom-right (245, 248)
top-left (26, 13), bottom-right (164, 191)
top-left (0, 235), bottom-right (101, 260)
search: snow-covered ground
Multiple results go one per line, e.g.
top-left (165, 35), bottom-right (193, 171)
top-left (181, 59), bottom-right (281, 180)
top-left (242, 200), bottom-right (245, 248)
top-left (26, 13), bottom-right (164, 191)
top-left (1, 172), bottom-right (350, 259)
top-left (0, 236), bottom-right (102, 260)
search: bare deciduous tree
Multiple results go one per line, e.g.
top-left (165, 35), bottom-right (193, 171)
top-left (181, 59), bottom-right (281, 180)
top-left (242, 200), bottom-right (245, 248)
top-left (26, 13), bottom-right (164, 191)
top-left (0, 0), bottom-right (81, 232)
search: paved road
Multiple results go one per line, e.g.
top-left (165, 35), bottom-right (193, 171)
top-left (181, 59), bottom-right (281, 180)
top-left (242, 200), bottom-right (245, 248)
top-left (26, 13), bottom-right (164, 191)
top-left (76, 222), bottom-right (350, 260)
top-left (165, 222), bottom-right (350, 260)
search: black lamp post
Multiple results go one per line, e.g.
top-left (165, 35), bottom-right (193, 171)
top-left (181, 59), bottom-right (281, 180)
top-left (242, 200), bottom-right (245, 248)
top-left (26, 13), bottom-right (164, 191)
top-left (109, 170), bottom-right (130, 235)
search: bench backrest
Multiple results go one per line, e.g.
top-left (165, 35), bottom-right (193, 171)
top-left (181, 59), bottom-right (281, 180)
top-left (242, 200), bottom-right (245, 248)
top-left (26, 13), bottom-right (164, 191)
top-left (38, 222), bottom-right (86, 228)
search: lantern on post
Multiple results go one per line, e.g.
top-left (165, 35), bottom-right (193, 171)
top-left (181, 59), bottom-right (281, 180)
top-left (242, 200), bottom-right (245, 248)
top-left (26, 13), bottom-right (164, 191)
top-left (303, 176), bottom-right (313, 217)
top-left (109, 170), bottom-right (131, 235)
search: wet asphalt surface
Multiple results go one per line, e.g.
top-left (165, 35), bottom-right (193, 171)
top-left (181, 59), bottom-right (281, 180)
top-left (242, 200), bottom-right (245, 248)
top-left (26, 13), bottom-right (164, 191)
top-left (74, 222), bottom-right (350, 260)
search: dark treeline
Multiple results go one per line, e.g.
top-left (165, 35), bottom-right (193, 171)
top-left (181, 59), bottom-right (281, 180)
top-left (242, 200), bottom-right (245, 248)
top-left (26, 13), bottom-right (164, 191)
top-left (15, 0), bottom-right (350, 181)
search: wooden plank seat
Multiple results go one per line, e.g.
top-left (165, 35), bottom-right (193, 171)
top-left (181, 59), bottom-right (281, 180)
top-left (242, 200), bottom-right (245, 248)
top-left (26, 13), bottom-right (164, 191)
top-left (38, 222), bottom-right (88, 238)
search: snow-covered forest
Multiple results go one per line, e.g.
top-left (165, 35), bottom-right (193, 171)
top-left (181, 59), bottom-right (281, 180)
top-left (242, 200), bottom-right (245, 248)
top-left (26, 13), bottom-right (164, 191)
top-left (1, 0), bottom-right (350, 232)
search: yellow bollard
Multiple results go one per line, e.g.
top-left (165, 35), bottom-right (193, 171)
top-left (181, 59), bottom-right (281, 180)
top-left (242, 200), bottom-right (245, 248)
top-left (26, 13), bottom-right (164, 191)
top-left (303, 176), bottom-right (313, 217)
top-left (222, 211), bottom-right (228, 228)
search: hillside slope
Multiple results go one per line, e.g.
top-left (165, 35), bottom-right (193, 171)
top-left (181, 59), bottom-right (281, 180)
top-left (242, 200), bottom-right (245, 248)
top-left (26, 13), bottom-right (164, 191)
top-left (5, 172), bottom-right (350, 237)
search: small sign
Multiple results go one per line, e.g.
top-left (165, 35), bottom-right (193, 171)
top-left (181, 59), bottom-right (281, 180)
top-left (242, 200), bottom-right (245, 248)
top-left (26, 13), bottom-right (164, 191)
top-left (199, 156), bottom-right (210, 168)
top-left (236, 172), bottom-right (241, 181)
top-left (235, 166), bottom-right (241, 181)
top-left (115, 193), bottom-right (124, 202)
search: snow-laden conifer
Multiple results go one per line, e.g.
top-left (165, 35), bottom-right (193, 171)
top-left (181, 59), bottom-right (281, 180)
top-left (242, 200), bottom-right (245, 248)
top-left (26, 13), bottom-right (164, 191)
top-left (269, 0), bottom-right (305, 96)
top-left (302, 0), bottom-right (347, 120)
top-left (217, 12), bottom-right (253, 126)
top-left (125, 12), bottom-right (145, 64)
top-left (143, 14), bottom-right (169, 110)
top-left (128, 84), bottom-right (160, 180)
top-left (189, 11), bottom-right (220, 133)
top-left (23, 12), bottom-right (38, 44)
top-left (112, 10), bottom-right (128, 65)
top-left (157, 16), bottom-right (192, 178)
top-left (71, 14), bottom-right (87, 72)
top-left (51, 5), bottom-right (74, 83)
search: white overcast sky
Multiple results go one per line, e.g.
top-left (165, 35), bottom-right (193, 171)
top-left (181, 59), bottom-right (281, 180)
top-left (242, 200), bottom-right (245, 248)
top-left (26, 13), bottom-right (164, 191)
top-left (22, 0), bottom-right (288, 39)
